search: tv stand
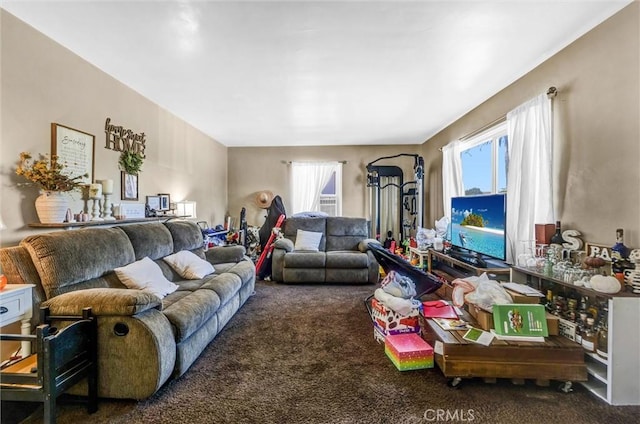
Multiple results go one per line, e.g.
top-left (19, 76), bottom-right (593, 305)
top-left (426, 249), bottom-right (511, 285)
top-left (448, 250), bottom-right (488, 268)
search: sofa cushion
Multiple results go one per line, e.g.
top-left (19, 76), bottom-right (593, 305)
top-left (294, 229), bottom-right (323, 251)
top-left (221, 261), bottom-right (256, 286)
top-left (119, 223), bottom-right (174, 260)
top-left (43, 288), bottom-right (162, 316)
top-left (200, 273), bottom-right (242, 306)
top-left (163, 250), bottom-right (215, 279)
top-left (283, 217), bottom-right (327, 251)
top-left (326, 268), bottom-right (369, 284)
top-left (325, 251), bottom-right (370, 268)
top-left (283, 251), bottom-right (326, 268)
top-left (164, 221), bottom-right (204, 252)
top-left (114, 257), bottom-right (179, 298)
top-left (162, 289), bottom-right (222, 342)
top-left (326, 217), bottom-right (369, 251)
top-left (283, 268), bottom-right (325, 283)
top-left (21, 227), bottom-right (135, 299)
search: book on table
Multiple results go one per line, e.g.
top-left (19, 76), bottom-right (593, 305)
top-left (492, 304), bottom-right (548, 337)
top-left (462, 327), bottom-right (495, 346)
top-left (422, 300), bottom-right (458, 319)
top-left (489, 329), bottom-right (545, 342)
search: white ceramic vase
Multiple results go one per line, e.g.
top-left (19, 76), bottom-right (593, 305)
top-left (34, 191), bottom-right (68, 223)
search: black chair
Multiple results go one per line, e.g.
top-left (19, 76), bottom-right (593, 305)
top-left (0, 307), bottom-right (98, 424)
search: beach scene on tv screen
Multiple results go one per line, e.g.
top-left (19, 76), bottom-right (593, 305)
top-left (451, 195), bottom-right (505, 259)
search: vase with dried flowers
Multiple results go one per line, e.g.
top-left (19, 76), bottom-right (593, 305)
top-left (16, 152), bottom-right (88, 223)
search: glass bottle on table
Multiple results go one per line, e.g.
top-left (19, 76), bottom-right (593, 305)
top-left (575, 311), bottom-right (587, 344)
top-left (611, 229), bottom-right (632, 285)
top-left (581, 316), bottom-right (596, 353)
top-left (544, 289), bottom-right (554, 313)
top-left (550, 221), bottom-right (566, 249)
top-left (596, 302), bottom-right (609, 359)
top-left (611, 228), bottom-right (630, 260)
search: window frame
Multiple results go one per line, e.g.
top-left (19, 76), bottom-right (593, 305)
top-left (318, 166), bottom-right (343, 216)
top-left (459, 122), bottom-right (508, 195)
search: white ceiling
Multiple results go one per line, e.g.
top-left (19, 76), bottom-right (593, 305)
top-left (1, 1), bottom-right (633, 147)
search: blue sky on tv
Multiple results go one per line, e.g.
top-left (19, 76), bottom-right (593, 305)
top-left (451, 194), bottom-right (506, 230)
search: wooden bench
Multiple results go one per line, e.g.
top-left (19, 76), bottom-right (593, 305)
top-left (1, 307), bottom-right (98, 423)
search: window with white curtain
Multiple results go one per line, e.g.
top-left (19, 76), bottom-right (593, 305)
top-left (442, 92), bottom-right (554, 263)
top-left (291, 161), bottom-right (342, 216)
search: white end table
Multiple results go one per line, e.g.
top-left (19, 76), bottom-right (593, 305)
top-left (0, 284), bottom-right (35, 357)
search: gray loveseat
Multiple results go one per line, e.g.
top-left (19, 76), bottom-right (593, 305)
top-left (0, 220), bottom-right (255, 400)
top-left (271, 216), bottom-right (379, 284)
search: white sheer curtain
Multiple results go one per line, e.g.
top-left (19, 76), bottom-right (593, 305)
top-left (441, 140), bottom-right (464, 221)
top-left (291, 161), bottom-right (339, 214)
top-left (506, 93), bottom-right (554, 263)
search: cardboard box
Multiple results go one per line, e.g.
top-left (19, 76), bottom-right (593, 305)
top-left (466, 303), bottom-right (494, 331)
top-left (373, 325), bottom-right (386, 344)
top-left (370, 298), bottom-right (420, 337)
top-left (384, 333), bottom-right (434, 371)
top-left (546, 312), bottom-right (559, 336)
top-left (466, 302), bottom-right (559, 334)
top-left (535, 223), bottom-right (556, 245)
top-left (505, 288), bottom-right (543, 304)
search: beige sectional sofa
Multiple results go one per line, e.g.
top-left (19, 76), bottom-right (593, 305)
top-left (0, 220), bottom-right (255, 399)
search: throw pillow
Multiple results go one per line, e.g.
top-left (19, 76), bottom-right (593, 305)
top-left (294, 229), bottom-right (323, 251)
top-left (163, 250), bottom-right (215, 280)
top-left (114, 257), bottom-right (178, 298)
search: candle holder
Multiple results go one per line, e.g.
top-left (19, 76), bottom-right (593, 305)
top-left (102, 192), bottom-right (116, 221)
top-left (91, 196), bottom-right (104, 221)
top-left (89, 183), bottom-right (104, 221)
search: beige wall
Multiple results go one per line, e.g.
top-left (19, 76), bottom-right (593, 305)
top-left (227, 145), bottom-right (422, 228)
top-left (0, 11), bottom-right (228, 247)
top-left (421, 3), bottom-right (640, 247)
top-left (3, 3), bottom-right (638, 250)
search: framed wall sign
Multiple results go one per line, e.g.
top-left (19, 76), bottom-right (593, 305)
top-left (121, 172), bottom-right (138, 201)
top-left (51, 123), bottom-right (95, 185)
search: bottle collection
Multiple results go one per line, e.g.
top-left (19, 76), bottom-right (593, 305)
top-left (519, 224), bottom-right (638, 294)
top-left (544, 289), bottom-right (609, 358)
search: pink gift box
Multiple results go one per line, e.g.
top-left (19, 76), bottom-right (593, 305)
top-left (385, 333), bottom-right (433, 360)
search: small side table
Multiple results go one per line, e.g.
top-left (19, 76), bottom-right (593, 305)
top-left (0, 284), bottom-right (35, 357)
top-left (408, 247), bottom-right (430, 269)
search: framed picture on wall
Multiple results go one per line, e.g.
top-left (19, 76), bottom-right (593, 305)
top-left (121, 172), bottom-right (138, 201)
top-left (51, 122), bottom-right (95, 185)
top-left (158, 193), bottom-right (171, 211)
top-left (146, 195), bottom-right (161, 211)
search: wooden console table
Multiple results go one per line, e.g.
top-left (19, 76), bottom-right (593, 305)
top-left (420, 310), bottom-right (587, 389)
top-left (28, 216), bottom-right (189, 230)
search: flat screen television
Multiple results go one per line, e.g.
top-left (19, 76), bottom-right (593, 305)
top-left (449, 193), bottom-right (507, 263)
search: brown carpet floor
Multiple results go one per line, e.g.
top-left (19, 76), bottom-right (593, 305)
top-left (3, 281), bottom-right (640, 424)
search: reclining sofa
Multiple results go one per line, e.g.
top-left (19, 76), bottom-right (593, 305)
top-left (271, 216), bottom-right (379, 284)
top-left (0, 220), bottom-right (255, 399)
